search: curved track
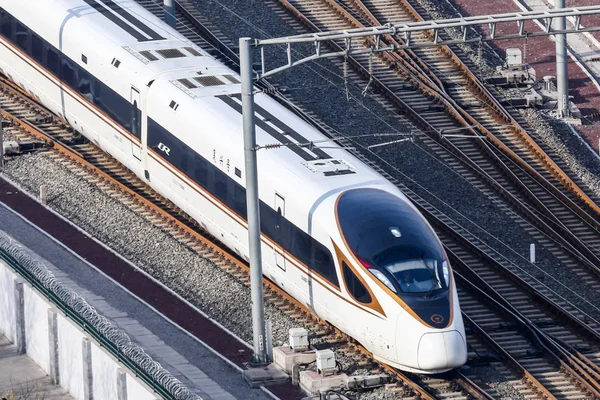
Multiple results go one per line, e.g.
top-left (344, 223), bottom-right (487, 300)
top-left (274, 0), bottom-right (600, 295)
top-left (0, 73), bottom-right (436, 399)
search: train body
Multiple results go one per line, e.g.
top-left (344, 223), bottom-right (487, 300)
top-left (0, 0), bottom-right (467, 373)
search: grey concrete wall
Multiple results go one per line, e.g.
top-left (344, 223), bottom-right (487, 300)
top-left (0, 260), bottom-right (158, 400)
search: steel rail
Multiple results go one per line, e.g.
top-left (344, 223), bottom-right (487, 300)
top-left (456, 273), bottom-right (600, 399)
top-left (357, 141), bottom-right (600, 398)
top-left (390, 0), bottom-right (600, 219)
top-left (453, 371), bottom-right (496, 400)
top-left (0, 61), bottom-right (434, 400)
top-left (460, 311), bottom-right (557, 400)
top-left (348, 0), bottom-right (600, 229)
top-left (290, 107), bottom-right (600, 398)
top-left (0, 65), bottom-right (554, 400)
top-left (424, 209), bottom-right (600, 347)
top-left (557, 339), bottom-right (600, 382)
top-left (3, 1), bottom-right (596, 396)
top-left (337, 0), bottom-right (600, 235)
top-left (159, 8), bottom-right (600, 394)
top-left (280, 0), bottom-right (600, 225)
top-left (448, 224), bottom-right (600, 396)
top-left (276, 0), bottom-right (600, 278)
top-left (341, 0), bottom-right (600, 268)
top-left (325, 120), bottom-right (600, 397)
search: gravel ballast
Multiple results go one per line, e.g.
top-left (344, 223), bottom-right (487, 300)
top-left (182, 0), bottom-right (600, 314)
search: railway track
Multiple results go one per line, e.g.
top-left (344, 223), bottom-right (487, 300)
top-left (325, 117), bottom-right (600, 398)
top-left (1, 1), bottom-right (599, 398)
top-left (273, 0), bottom-right (600, 295)
top-left (0, 67), bottom-right (589, 400)
top-left (0, 66), bottom-right (439, 400)
top-left (323, 120), bottom-right (600, 398)
top-left (0, 74), bottom-right (499, 400)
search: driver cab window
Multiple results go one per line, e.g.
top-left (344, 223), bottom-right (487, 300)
top-left (342, 262), bottom-right (371, 304)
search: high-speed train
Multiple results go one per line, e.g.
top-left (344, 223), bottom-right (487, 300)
top-left (0, 0), bottom-right (467, 373)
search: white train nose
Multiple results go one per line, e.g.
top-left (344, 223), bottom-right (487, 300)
top-left (417, 330), bottom-right (467, 371)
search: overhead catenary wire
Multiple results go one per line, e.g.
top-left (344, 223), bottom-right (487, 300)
top-left (255, 132), bottom-right (413, 151)
top-left (343, 53), bottom-right (351, 101)
top-left (143, 0), bottom-right (413, 141)
top-left (139, 1), bottom-right (600, 317)
top-left (362, 48), bottom-right (374, 96)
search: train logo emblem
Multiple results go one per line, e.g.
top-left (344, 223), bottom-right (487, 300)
top-left (430, 314), bottom-right (444, 324)
top-left (158, 142), bottom-right (171, 156)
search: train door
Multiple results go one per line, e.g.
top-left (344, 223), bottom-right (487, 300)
top-left (130, 86), bottom-right (142, 161)
top-left (274, 193), bottom-right (286, 271)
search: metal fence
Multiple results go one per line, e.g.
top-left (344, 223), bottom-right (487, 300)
top-left (0, 231), bottom-right (201, 400)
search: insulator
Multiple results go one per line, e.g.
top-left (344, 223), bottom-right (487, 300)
top-left (262, 143), bottom-right (282, 149)
top-left (344, 55), bottom-right (350, 101)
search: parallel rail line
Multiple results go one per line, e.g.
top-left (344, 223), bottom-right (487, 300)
top-left (0, 73), bottom-right (493, 400)
top-left (0, 69), bottom-right (434, 400)
top-left (274, 0), bottom-right (600, 294)
top-left (335, 118), bottom-right (600, 398)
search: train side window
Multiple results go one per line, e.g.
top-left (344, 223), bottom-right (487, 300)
top-left (342, 262), bottom-right (371, 303)
top-left (60, 57), bottom-right (78, 88)
top-left (78, 70), bottom-right (92, 102)
top-left (0, 9), bottom-right (13, 39)
top-left (31, 34), bottom-right (44, 63)
top-left (15, 21), bottom-right (30, 52)
top-left (131, 100), bottom-right (141, 139)
top-left (92, 81), bottom-right (130, 131)
top-left (313, 245), bottom-right (338, 286)
top-left (45, 46), bottom-right (60, 76)
top-left (180, 145), bottom-right (189, 173)
top-left (260, 206), bottom-right (276, 241)
top-left (61, 58), bottom-right (77, 88)
top-left (214, 172), bottom-right (228, 201)
top-left (193, 156), bottom-right (208, 187)
top-left (233, 185), bottom-right (246, 216)
top-left (276, 216), bottom-right (292, 253)
top-left (293, 231), bottom-right (312, 263)
top-left (91, 78), bottom-right (103, 105)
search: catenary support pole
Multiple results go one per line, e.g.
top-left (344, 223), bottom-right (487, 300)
top-left (240, 37), bottom-right (267, 365)
top-left (555, 0), bottom-right (569, 117)
top-left (164, 0), bottom-right (176, 28)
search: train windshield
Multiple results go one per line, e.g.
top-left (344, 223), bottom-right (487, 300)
top-left (337, 188), bottom-right (450, 297)
top-left (371, 247), bottom-right (449, 294)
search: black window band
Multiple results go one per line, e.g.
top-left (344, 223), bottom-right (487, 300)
top-left (147, 117), bottom-right (340, 288)
top-left (82, 0), bottom-right (152, 42)
top-left (0, 7), bottom-right (139, 139)
top-left (231, 94), bottom-right (331, 160)
top-left (0, 5), bottom-right (339, 288)
top-left (99, 0), bottom-right (165, 41)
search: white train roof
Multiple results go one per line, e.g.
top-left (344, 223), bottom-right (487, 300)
top-left (6, 0), bottom-right (409, 207)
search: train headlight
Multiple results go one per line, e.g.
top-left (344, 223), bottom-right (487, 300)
top-left (442, 261), bottom-right (449, 285)
top-left (371, 269), bottom-right (396, 293)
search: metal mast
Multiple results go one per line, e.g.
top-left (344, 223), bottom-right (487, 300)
top-left (240, 37), bottom-right (268, 365)
top-left (164, 0), bottom-right (176, 28)
top-left (239, 5), bottom-right (600, 368)
top-left (555, 0), bottom-right (569, 117)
